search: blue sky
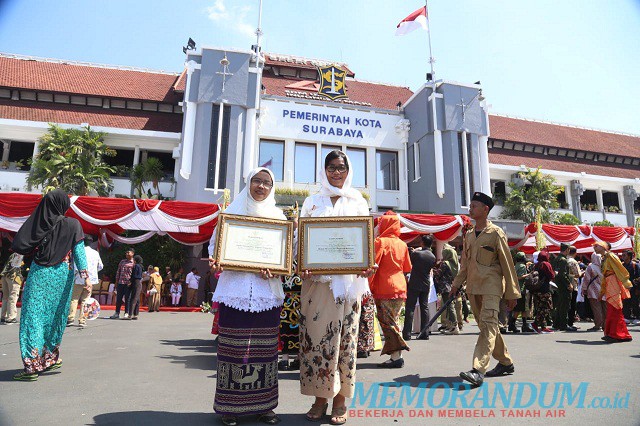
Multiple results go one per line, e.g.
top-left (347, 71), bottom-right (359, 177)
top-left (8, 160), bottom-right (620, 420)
top-left (1, 0), bottom-right (639, 135)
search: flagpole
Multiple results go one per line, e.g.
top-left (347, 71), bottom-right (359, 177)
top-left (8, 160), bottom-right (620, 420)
top-left (425, 0), bottom-right (435, 80)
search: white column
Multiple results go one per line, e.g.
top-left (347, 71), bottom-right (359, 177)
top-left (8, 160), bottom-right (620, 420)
top-left (367, 147), bottom-right (377, 211)
top-left (213, 102), bottom-right (225, 192)
top-left (243, 108), bottom-right (257, 181)
top-left (395, 119), bottom-right (410, 210)
top-left (133, 145), bottom-right (140, 166)
top-left (461, 131), bottom-right (471, 206)
top-left (32, 141), bottom-right (40, 159)
top-left (478, 135), bottom-right (491, 195)
top-left (429, 85), bottom-right (445, 198)
top-left (284, 139), bottom-right (296, 189)
top-left (1, 141), bottom-right (9, 163)
top-left (179, 60), bottom-right (201, 180)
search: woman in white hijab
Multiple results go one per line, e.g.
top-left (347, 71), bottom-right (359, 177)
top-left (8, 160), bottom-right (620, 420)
top-left (208, 167), bottom-right (285, 426)
top-left (299, 150), bottom-right (375, 425)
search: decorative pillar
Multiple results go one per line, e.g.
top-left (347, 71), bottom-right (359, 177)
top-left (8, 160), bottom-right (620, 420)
top-left (1, 141), bottom-right (10, 164)
top-left (570, 180), bottom-right (584, 221)
top-left (623, 185), bottom-right (638, 227)
top-left (179, 60), bottom-right (201, 180)
top-left (395, 119), bottom-right (410, 210)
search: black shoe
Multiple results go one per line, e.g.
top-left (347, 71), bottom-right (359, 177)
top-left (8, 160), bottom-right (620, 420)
top-left (289, 358), bottom-right (300, 370)
top-left (485, 363), bottom-right (515, 377)
top-left (499, 327), bottom-right (507, 334)
top-left (221, 415), bottom-right (238, 426)
top-left (565, 325), bottom-right (578, 332)
top-left (277, 360), bottom-right (289, 371)
top-left (416, 333), bottom-right (429, 340)
top-left (601, 336), bottom-right (616, 343)
top-left (459, 369), bottom-right (484, 386)
top-left (357, 351), bottom-right (369, 359)
top-left (402, 334), bottom-right (412, 341)
top-left (521, 321), bottom-right (535, 333)
top-left (258, 411), bottom-right (281, 425)
top-left (378, 358), bottom-right (404, 368)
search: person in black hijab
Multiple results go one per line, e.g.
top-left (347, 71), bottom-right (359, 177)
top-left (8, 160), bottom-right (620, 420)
top-left (11, 189), bottom-right (89, 381)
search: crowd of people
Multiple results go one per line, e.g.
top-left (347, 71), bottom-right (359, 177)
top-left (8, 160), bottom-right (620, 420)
top-left (2, 152), bottom-right (639, 425)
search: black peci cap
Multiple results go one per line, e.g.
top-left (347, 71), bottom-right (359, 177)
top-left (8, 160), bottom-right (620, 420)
top-left (471, 192), bottom-right (495, 210)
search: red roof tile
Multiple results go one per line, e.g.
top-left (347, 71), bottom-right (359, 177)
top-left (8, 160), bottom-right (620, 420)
top-left (264, 54), bottom-right (355, 77)
top-left (489, 114), bottom-right (640, 158)
top-left (0, 99), bottom-right (182, 133)
top-left (489, 150), bottom-right (640, 180)
top-left (262, 75), bottom-right (413, 111)
top-left (0, 55), bottom-right (182, 103)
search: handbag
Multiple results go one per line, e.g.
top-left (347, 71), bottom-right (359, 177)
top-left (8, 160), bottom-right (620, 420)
top-left (523, 270), bottom-right (543, 293)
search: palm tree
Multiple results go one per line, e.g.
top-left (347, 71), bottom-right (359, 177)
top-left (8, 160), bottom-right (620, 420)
top-left (501, 167), bottom-right (561, 223)
top-left (26, 124), bottom-right (115, 196)
top-left (130, 157), bottom-right (167, 198)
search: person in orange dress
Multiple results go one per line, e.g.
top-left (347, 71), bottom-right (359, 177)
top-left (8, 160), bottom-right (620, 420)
top-left (593, 241), bottom-right (633, 342)
top-left (369, 213), bottom-right (412, 368)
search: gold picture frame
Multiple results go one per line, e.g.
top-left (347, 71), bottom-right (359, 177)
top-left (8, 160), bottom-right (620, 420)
top-left (297, 216), bottom-right (374, 275)
top-left (213, 213), bottom-right (294, 275)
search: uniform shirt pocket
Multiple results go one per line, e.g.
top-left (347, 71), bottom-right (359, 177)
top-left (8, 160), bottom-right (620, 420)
top-left (476, 245), bottom-right (496, 267)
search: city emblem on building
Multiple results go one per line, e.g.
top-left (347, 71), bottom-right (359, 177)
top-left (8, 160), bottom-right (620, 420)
top-left (317, 65), bottom-right (348, 100)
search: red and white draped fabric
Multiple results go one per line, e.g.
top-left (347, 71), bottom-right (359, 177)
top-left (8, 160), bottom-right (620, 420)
top-left (373, 212), bottom-right (471, 243)
top-left (0, 192), bottom-right (221, 246)
top-left (509, 223), bottom-right (635, 254)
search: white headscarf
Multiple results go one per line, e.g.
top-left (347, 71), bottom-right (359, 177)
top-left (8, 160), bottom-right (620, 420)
top-left (589, 252), bottom-right (602, 278)
top-left (317, 152), bottom-right (367, 216)
top-left (224, 167), bottom-right (285, 220)
top-left (314, 151), bottom-right (370, 303)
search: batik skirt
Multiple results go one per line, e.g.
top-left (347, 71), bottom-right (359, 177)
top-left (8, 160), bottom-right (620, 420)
top-left (357, 295), bottom-right (376, 353)
top-left (279, 273), bottom-right (302, 354)
top-left (214, 304), bottom-right (281, 416)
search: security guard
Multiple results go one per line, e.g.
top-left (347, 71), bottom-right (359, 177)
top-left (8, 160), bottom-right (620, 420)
top-left (451, 192), bottom-right (521, 386)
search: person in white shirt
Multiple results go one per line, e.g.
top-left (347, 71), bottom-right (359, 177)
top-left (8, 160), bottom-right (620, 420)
top-left (185, 268), bottom-right (201, 307)
top-left (67, 236), bottom-right (103, 327)
top-left (170, 281), bottom-right (183, 306)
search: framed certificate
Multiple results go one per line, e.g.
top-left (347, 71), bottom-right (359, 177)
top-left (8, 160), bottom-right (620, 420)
top-left (298, 216), bottom-right (374, 275)
top-left (213, 213), bottom-right (294, 275)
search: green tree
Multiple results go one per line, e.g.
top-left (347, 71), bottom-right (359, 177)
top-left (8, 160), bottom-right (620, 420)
top-left (554, 213), bottom-right (582, 225)
top-left (593, 220), bottom-right (614, 227)
top-left (130, 157), bottom-right (167, 198)
top-left (500, 168), bottom-right (561, 223)
top-left (26, 124), bottom-right (115, 195)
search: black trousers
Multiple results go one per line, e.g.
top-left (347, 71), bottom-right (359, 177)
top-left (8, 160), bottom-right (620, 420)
top-left (115, 283), bottom-right (129, 314)
top-left (553, 288), bottom-right (571, 329)
top-left (403, 287), bottom-right (430, 338)
top-left (126, 279), bottom-right (142, 316)
top-left (568, 290), bottom-right (578, 326)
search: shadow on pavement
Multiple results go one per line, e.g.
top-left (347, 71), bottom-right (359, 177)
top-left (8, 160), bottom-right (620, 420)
top-left (160, 338), bottom-right (217, 353)
top-left (555, 339), bottom-right (611, 345)
top-left (0, 368), bottom-right (19, 382)
top-left (93, 411), bottom-right (303, 425)
top-left (629, 354), bottom-right (640, 358)
top-left (157, 339), bottom-right (218, 372)
top-left (380, 374), bottom-right (468, 389)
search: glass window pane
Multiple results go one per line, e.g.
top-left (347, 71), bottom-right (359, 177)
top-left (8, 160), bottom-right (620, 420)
top-left (258, 140), bottom-right (284, 181)
top-left (321, 145), bottom-right (341, 169)
top-left (295, 143), bottom-right (316, 183)
top-left (346, 148), bottom-right (366, 187)
top-left (376, 150), bottom-right (399, 190)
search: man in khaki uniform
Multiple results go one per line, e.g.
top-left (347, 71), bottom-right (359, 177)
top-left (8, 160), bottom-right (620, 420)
top-left (451, 192), bottom-right (521, 386)
top-left (1, 253), bottom-right (24, 324)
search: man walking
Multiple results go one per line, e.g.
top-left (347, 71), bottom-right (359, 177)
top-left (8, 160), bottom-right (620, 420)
top-left (110, 248), bottom-right (135, 319)
top-left (621, 250), bottom-right (640, 324)
top-left (185, 267), bottom-right (200, 307)
top-left (68, 236), bottom-right (103, 327)
top-left (403, 234), bottom-right (436, 341)
top-left (452, 192), bottom-right (521, 387)
top-left (553, 243), bottom-right (576, 331)
top-left (567, 246), bottom-right (582, 329)
top-left (1, 252), bottom-right (24, 324)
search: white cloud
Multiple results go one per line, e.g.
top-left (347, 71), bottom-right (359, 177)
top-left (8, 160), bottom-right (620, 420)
top-left (206, 0), bottom-right (256, 39)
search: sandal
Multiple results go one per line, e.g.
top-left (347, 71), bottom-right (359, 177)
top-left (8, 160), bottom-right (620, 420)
top-left (258, 410), bottom-right (281, 424)
top-left (44, 360), bottom-right (63, 372)
top-left (305, 402), bottom-right (328, 422)
top-left (13, 371), bottom-right (38, 381)
top-left (220, 415), bottom-right (238, 426)
top-left (330, 406), bottom-right (348, 425)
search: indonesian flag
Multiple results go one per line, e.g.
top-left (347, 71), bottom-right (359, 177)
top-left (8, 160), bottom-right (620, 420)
top-left (395, 6), bottom-right (428, 36)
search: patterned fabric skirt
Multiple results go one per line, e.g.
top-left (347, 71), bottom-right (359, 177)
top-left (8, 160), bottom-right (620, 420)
top-left (374, 298), bottom-right (410, 355)
top-left (279, 290), bottom-right (301, 354)
top-left (19, 262), bottom-right (75, 374)
top-left (533, 292), bottom-right (553, 328)
top-left (214, 304), bottom-right (281, 416)
top-left (357, 295), bottom-right (376, 352)
top-left (299, 281), bottom-right (361, 399)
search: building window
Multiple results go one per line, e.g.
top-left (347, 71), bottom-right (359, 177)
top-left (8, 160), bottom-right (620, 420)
top-left (376, 150), bottom-right (399, 190)
top-left (556, 186), bottom-right (569, 209)
top-left (634, 197), bottom-right (640, 215)
top-left (458, 132), bottom-right (473, 206)
top-left (580, 189), bottom-right (598, 211)
top-left (346, 147), bottom-right (366, 187)
top-left (146, 151), bottom-right (175, 180)
top-left (105, 149), bottom-right (135, 177)
top-left (491, 180), bottom-right (506, 205)
top-left (207, 104), bottom-right (231, 190)
top-left (295, 143), bottom-right (316, 184)
top-left (603, 191), bottom-right (621, 213)
top-left (6, 141), bottom-right (34, 171)
top-left (259, 140), bottom-right (284, 181)
top-left (321, 145), bottom-right (341, 165)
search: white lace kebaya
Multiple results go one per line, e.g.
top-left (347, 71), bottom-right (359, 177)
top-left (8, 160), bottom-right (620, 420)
top-left (208, 167), bottom-right (286, 313)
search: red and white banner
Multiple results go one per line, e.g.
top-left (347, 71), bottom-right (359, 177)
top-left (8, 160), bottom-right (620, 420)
top-left (374, 212), bottom-right (470, 243)
top-left (0, 193), bottom-right (221, 246)
top-left (395, 6), bottom-right (428, 36)
top-left (509, 223), bottom-right (635, 254)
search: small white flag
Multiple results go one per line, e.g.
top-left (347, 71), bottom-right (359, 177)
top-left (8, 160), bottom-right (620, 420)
top-left (395, 6), bottom-right (428, 36)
